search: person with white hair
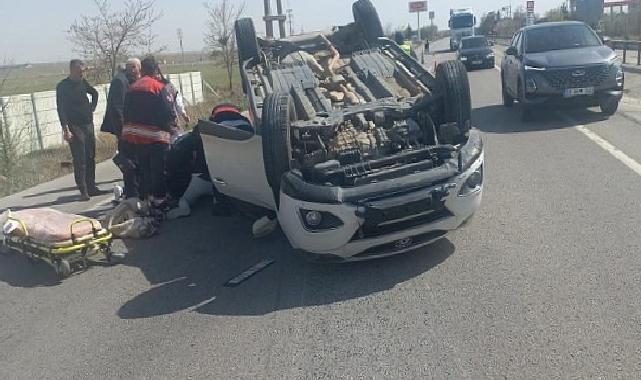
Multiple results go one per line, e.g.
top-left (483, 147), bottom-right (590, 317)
top-left (102, 58), bottom-right (142, 199)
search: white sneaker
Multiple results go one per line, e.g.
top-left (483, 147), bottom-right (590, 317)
top-left (252, 216), bottom-right (278, 238)
top-left (166, 198), bottom-right (191, 220)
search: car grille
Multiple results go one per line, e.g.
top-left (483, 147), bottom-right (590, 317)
top-left (352, 207), bottom-right (453, 240)
top-left (543, 65), bottom-right (610, 90)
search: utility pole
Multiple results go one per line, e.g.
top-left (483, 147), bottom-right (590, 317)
top-left (177, 28), bottom-right (185, 64)
top-left (287, 8), bottom-right (294, 36)
top-left (263, 0), bottom-right (288, 38)
top-left (276, 0), bottom-right (287, 38)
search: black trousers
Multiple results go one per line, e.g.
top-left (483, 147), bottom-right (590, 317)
top-left (68, 124), bottom-right (96, 193)
top-left (137, 143), bottom-right (169, 199)
top-left (115, 139), bottom-right (139, 199)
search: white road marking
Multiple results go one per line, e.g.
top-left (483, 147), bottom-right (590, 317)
top-left (570, 118), bottom-right (641, 177)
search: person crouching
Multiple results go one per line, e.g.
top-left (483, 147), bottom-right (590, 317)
top-left (122, 57), bottom-right (176, 209)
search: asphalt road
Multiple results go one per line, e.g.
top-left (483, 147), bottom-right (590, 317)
top-left (3, 38), bottom-right (641, 379)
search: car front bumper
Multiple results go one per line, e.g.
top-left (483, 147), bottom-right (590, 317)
top-left (276, 135), bottom-right (484, 261)
top-left (461, 57), bottom-right (495, 68)
top-left (521, 68), bottom-right (624, 107)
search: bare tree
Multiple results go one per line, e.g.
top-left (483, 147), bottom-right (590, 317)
top-left (204, 0), bottom-right (246, 91)
top-left (68, 0), bottom-right (162, 79)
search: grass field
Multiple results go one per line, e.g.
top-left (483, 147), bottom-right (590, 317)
top-left (0, 58), bottom-right (242, 97)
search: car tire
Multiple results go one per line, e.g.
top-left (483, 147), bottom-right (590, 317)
top-left (502, 76), bottom-right (514, 108)
top-left (436, 60), bottom-right (472, 137)
top-left (235, 18), bottom-right (260, 93)
top-left (353, 0), bottom-right (384, 44)
top-left (600, 99), bottom-right (619, 116)
top-left (262, 92), bottom-right (296, 208)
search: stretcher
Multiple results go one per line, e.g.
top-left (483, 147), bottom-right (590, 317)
top-left (2, 209), bottom-right (116, 280)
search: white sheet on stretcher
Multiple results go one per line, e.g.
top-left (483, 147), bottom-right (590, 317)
top-left (1, 208), bottom-right (103, 244)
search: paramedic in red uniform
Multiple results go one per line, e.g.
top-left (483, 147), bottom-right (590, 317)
top-left (122, 57), bottom-right (176, 207)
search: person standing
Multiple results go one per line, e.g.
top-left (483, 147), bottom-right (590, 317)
top-left (56, 59), bottom-right (103, 201)
top-left (122, 57), bottom-right (176, 207)
top-left (101, 58), bottom-right (142, 199)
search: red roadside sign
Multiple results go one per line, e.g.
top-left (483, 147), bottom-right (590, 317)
top-left (409, 1), bottom-right (428, 13)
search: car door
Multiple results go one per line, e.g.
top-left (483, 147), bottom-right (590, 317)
top-left (506, 32), bottom-right (522, 97)
top-left (199, 121), bottom-right (277, 211)
top-left (514, 31), bottom-right (526, 97)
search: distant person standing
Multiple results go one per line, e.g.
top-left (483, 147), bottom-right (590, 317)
top-left (102, 58), bottom-right (142, 199)
top-left (56, 59), bottom-right (104, 201)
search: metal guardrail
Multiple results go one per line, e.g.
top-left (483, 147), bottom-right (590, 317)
top-left (609, 40), bottom-right (641, 66)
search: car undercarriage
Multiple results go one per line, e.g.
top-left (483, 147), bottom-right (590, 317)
top-left (236, 8), bottom-right (473, 193)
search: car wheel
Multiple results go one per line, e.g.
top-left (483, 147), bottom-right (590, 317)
top-left (436, 60), bottom-right (472, 139)
top-left (502, 75), bottom-right (514, 108)
top-left (600, 98), bottom-right (619, 116)
top-left (262, 92), bottom-right (296, 208)
top-left (353, 0), bottom-right (384, 44)
top-left (235, 18), bottom-right (260, 93)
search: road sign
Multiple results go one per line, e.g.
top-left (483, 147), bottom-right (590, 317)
top-left (527, 1), bottom-right (535, 11)
top-left (409, 1), bottom-right (428, 13)
top-left (526, 1), bottom-right (535, 26)
top-left (429, 11), bottom-right (435, 20)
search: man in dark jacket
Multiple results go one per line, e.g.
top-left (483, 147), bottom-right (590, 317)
top-left (101, 58), bottom-right (141, 136)
top-left (102, 58), bottom-right (141, 199)
top-left (122, 56), bottom-right (176, 206)
top-left (56, 59), bottom-right (102, 201)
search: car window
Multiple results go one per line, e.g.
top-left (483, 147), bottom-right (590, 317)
top-left (525, 24), bottom-right (602, 53)
top-left (511, 32), bottom-right (520, 48)
top-left (461, 37), bottom-right (488, 49)
top-left (514, 32), bottom-right (522, 54)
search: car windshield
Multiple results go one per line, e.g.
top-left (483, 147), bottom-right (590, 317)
top-left (525, 24), bottom-right (601, 53)
top-left (462, 37), bottom-right (488, 49)
top-left (451, 14), bottom-right (474, 29)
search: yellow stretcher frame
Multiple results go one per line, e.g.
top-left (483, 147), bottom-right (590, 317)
top-left (4, 216), bottom-right (114, 279)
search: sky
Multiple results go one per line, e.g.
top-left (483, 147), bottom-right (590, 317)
top-left (0, 0), bottom-right (564, 64)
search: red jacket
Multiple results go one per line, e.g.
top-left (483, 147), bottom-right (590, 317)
top-left (122, 76), bottom-right (176, 144)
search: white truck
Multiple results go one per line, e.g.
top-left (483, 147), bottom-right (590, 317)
top-left (449, 8), bottom-right (476, 51)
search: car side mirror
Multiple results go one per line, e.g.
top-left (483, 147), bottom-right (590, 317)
top-left (602, 36), bottom-right (611, 46)
top-left (505, 46), bottom-right (517, 56)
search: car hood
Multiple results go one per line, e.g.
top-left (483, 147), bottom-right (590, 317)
top-left (524, 46), bottom-right (615, 67)
top-left (459, 47), bottom-right (493, 56)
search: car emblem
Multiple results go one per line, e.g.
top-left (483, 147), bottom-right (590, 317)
top-left (394, 237), bottom-right (413, 250)
top-left (571, 69), bottom-right (586, 77)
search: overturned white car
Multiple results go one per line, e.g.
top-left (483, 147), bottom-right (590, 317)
top-left (200, 0), bottom-right (484, 261)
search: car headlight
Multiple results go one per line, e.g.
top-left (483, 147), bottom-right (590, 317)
top-left (459, 165), bottom-right (483, 196)
top-left (524, 64), bottom-right (546, 71)
top-left (616, 66), bottom-right (624, 87)
top-left (300, 209), bottom-right (344, 232)
top-left (486, 53), bottom-right (495, 59)
top-left (460, 56), bottom-right (468, 61)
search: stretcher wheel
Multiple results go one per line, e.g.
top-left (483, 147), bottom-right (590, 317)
top-left (55, 260), bottom-right (71, 280)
